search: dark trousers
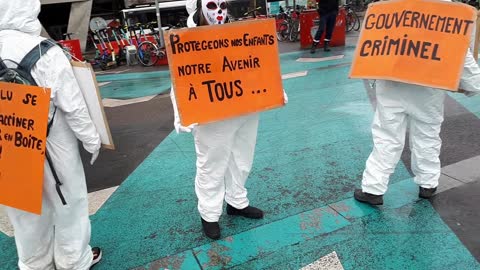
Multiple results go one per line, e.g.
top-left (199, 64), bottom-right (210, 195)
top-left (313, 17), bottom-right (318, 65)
top-left (313, 10), bottom-right (338, 42)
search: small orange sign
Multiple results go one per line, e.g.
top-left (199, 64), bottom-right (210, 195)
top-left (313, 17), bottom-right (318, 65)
top-left (0, 82), bottom-right (51, 214)
top-left (165, 19), bottom-right (284, 126)
top-left (350, 0), bottom-right (477, 91)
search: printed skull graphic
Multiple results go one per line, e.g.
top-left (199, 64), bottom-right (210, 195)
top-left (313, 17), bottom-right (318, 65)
top-left (201, 0), bottom-right (227, 25)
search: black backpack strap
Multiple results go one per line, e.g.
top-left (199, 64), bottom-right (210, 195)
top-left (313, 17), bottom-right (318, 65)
top-left (45, 149), bottom-right (67, 205)
top-left (18, 39), bottom-right (67, 205)
top-left (18, 39), bottom-right (56, 85)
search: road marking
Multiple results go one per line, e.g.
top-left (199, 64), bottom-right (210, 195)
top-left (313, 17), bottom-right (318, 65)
top-left (296, 55), bottom-right (345, 63)
top-left (98, 81), bottom-right (111, 87)
top-left (102, 95), bottom-right (158, 107)
top-left (282, 71), bottom-right (308, 80)
top-left (300, 251), bottom-right (345, 270)
top-left (96, 69), bottom-right (131, 75)
top-left (0, 206), bottom-right (13, 237)
top-left (0, 186), bottom-right (119, 237)
top-left (88, 186), bottom-right (118, 215)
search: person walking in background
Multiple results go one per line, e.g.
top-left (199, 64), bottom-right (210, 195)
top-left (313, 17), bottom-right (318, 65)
top-left (311, 0), bottom-right (340, 53)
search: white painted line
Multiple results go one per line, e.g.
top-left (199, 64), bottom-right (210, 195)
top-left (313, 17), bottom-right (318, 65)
top-left (88, 186), bottom-right (119, 215)
top-left (442, 155), bottom-right (480, 184)
top-left (300, 251), bottom-right (344, 270)
top-left (98, 82), bottom-right (112, 87)
top-left (95, 69), bottom-right (131, 75)
top-left (102, 95), bottom-right (157, 107)
top-left (115, 69), bottom-right (131, 74)
top-left (437, 174), bottom-right (464, 194)
top-left (296, 55), bottom-right (345, 63)
top-left (0, 186), bottom-right (119, 237)
top-left (0, 205), bottom-right (13, 237)
top-left (282, 71), bottom-right (308, 80)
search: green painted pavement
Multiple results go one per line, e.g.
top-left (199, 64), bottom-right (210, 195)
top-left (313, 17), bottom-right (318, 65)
top-left (96, 71), bottom-right (171, 100)
top-left (132, 250), bottom-right (200, 270)
top-left (129, 178), bottom-right (480, 269)
top-left (0, 48), bottom-right (478, 270)
top-left (0, 234), bottom-right (16, 268)
top-left (193, 206), bottom-right (350, 269)
top-left (231, 200), bottom-right (480, 270)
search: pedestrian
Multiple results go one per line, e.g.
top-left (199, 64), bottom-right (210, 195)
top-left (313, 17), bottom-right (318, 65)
top-left (311, 0), bottom-right (340, 53)
top-left (0, 0), bottom-right (103, 269)
top-left (171, 0), bottom-right (288, 240)
top-left (354, 17), bottom-right (480, 206)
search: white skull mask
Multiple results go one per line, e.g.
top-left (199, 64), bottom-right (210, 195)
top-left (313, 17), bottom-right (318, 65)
top-left (201, 0), bottom-right (227, 25)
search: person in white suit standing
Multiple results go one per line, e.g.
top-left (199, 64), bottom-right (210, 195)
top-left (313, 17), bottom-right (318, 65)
top-left (171, 0), bottom-right (288, 239)
top-left (0, 0), bottom-right (102, 268)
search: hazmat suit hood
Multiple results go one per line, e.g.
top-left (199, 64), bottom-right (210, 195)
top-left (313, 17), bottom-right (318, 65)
top-left (0, 0), bottom-right (42, 36)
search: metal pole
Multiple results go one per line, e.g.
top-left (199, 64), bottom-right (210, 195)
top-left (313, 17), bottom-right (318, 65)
top-left (155, 0), bottom-right (164, 47)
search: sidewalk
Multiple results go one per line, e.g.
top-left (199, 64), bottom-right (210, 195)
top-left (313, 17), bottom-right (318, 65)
top-left (1, 31), bottom-right (479, 270)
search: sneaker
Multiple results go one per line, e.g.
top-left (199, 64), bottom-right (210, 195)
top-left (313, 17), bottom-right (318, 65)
top-left (419, 187), bottom-right (437, 199)
top-left (354, 189), bottom-right (384, 205)
top-left (90, 247), bottom-right (102, 269)
top-left (226, 204), bottom-right (264, 219)
top-left (201, 218), bottom-right (221, 240)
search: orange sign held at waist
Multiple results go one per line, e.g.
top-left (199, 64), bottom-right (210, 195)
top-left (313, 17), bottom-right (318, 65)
top-left (0, 82), bottom-right (51, 214)
top-left (350, 0), bottom-right (477, 91)
top-left (165, 19), bottom-right (284, 126)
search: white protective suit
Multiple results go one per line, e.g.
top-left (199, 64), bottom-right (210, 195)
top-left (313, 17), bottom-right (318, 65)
top-left (362, 10), bottom-right (480, 195)
top-left (171, 0), bottom-right (287, 222)
top-left (0, 1), bottom-right (101, 269)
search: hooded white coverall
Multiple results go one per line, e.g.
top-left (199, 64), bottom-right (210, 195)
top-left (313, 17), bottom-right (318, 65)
top-left (0, 1), bottom-right (101, 269)
top-left (171, 1), bottom-right (287, 222)
top-left (170, 15), bottom-right (259, 222)
top-left (362, 10), bottom-right (480, 195)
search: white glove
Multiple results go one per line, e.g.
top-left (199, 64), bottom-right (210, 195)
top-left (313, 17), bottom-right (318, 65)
top-left (283, 90), bottom-right (288, 104)
top-left (175, 123), bottom-right (198, 133)
top-left (90, 149), bottom-right (100, 165)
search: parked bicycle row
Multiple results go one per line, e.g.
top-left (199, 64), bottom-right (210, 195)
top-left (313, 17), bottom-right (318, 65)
top-left (87, 19), bottom-right (175, 70)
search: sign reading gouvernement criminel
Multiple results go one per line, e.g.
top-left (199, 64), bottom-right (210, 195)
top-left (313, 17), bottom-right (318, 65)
top-left (350, 0), bottom-right (477, 91)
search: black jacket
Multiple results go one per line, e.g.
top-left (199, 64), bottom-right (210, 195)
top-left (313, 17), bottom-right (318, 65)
top-left (318, 0), bottom-right (339, 15)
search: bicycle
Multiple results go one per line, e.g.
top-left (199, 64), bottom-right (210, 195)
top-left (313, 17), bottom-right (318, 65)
top-left (344, 4), bottom-right (361, 32)
top-left (288, 5), bottom-right (304, 42)
top-left (276, 6), bottom-right (303, 42)
top-left (124, 24), bottom-right (157, 67)
top-left (136, 22), bottom-right (167, 67)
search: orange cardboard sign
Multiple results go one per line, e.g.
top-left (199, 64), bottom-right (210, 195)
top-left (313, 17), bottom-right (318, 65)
top-left (165, 19), bottom-right (284, 126)
top-left (0, 82), bottom-right (51, 214)
top-left (350, 0), bottom-right (477, 91)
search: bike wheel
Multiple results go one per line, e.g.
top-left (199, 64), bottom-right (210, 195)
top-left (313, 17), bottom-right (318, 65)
top-left (346, 12), bottom-right (355, 32)
top-left (353, 12), bottom-right (361, 31)
top-left (137, 41), bottom-right (159, 67)
top-left (288, 20), bottom-right (300, 42)
top-left (276, 22), bottom-right (289, 42)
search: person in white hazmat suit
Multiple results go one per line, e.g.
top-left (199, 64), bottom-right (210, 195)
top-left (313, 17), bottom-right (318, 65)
top-left (0, 0), bottom-right (103, 268)
top-left (354, 4), bottom-right (480, 205)
top-left (171, 0), bottom-right (288, 239)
